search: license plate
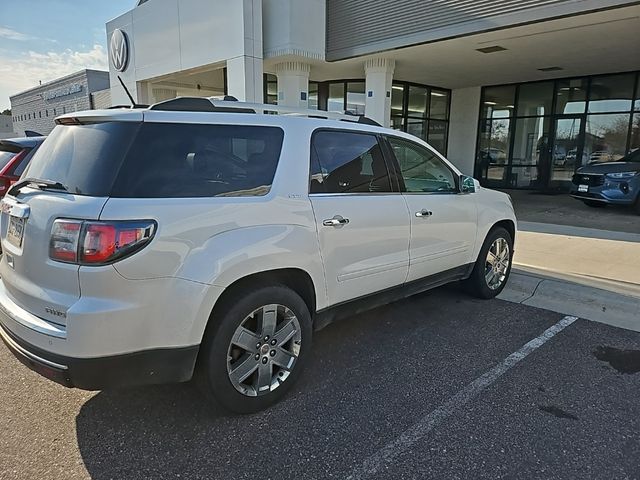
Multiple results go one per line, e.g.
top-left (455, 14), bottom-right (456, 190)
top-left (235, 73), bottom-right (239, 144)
top-left (7, 216), bottom-right (25, 248)
top-left (578, 184), bottom-right (589, 193)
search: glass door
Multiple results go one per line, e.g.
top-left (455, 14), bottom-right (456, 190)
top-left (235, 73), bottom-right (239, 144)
top-left (549, 116), bottom-right (584, 186)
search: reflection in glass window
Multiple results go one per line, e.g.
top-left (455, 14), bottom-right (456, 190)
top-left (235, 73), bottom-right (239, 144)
top-left (310, 131), bottom-right (391, 194)
top-left (482, 85), bottom-right (516, 119)
top-left (584, 114), bottom-right (631, 162)
top-left (429, 90), bottom-right (449, 120)
top-left (477, 118), bottom-right (510, 184)
top-left (309, 82), bottom-right (319, 110)
top-left (555, 78), bottom-right (587, 114)
top-left (346, 82), bottom-right (366, 115)
top-left (264, 74), bottom-right (277, 105)
top-left (388, 136), bottom-right (456, 193)
top-left (328, 83), bottom-right (345, 112)
top-left (511, 117), bottom-right (550, 166)
top-left (517, 82), bottom-right (553, 117)
top-left (630, 114), bottom-right (640, 152)
top-left (391, 116), bottom-right (405, 132)
top-left (427, 121), bottom-right (448, 155)
top-left (407, 119), bottom-right (426, 140)
top-left (588, 74), bottom-right (635, 113)
top-left (391, 84), bottom-right (404, 116)
top-left (407, 86), bottom-right (428, 118)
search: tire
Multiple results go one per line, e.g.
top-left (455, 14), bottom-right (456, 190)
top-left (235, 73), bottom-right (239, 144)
top-left (582, 200), bottom-right (606, 208)
top-left (197, 284), bottom-right (312, 414)
top-left (464, 227), bottom-right (513, 299)
top-left (635, 196), bottom-right (640, 216)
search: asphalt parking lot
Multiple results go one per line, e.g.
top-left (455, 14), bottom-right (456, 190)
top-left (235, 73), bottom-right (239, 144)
top-left (1, 286), bottom-right (639, 480)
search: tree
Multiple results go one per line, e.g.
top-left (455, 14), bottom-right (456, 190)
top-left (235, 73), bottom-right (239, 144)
top-left (1, 109), bottom-right (10, 116)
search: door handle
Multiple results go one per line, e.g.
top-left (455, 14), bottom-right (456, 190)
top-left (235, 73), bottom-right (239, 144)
top-left (323, 215), bottom-right (350, 227)
top-left (415, 209), bottom-right (433, 218)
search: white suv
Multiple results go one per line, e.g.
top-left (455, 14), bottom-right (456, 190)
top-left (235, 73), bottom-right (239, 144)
top-left (0, 98), bottom-right (516, 413)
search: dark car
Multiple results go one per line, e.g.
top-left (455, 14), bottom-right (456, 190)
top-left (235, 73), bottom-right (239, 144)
top-left (0, 136), bottom-right (46, 197)
top-left (570, 149), bottom-right (640, 214)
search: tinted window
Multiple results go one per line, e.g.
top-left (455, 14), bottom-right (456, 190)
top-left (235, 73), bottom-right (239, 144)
top-left (388, 137), bottom-right (456, 193)
top-left (111, 123), bottom-right (283, 198)
top-left (0, 150), bottom-right (17, 171)
top-left (25, 122), bottom-right (283, 198)
top-left (310, 131), bottom-right (392, 194)
top-left (12, 147), bottom-right (36, 177)
top-left (24, 123), bottom-right (140, 196)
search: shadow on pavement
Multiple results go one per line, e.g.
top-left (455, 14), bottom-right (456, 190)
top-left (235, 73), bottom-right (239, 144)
top-left (73, 288), bottom-right (561, 480)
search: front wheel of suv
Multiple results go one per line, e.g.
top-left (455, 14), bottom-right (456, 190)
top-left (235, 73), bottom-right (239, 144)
top-left (197, 285), bottom-right (312, 414)
top-left (464, 227), bottom-right (513, 299)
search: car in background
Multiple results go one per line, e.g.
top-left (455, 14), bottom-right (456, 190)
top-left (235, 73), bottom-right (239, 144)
top-left (479, 148), bottom-right (507, 165)
top-left (570, 148), bottom-right (640, 214)
top-left (0, 136), bottom-right (46, 197)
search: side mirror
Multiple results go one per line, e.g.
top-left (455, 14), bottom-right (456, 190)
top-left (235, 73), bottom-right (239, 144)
top-left (460, 175), bottom-right (476, 194)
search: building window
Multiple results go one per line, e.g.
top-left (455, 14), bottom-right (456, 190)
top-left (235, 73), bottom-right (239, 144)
top-left (263, 74), bottom-right (277, 105)
top-left (476, 70), bottom-right (640, 190)
top-left (53, 108), bottom-right (56, 115)
top-left (46, 110), bottom-right (48, 117)
top-left (309, 82), bottom-right (319, 110)
top-left (389, 82), bottom-right (451, 155)
top-left (39, 111), bottom-right (41, 118)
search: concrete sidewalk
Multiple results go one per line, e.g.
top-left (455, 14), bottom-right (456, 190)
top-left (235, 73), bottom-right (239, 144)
top-left (499, 221), bottom-right (640, 332)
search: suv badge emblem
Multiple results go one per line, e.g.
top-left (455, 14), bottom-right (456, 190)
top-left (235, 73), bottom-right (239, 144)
top-left (45, 307), bottom-right (67, 319)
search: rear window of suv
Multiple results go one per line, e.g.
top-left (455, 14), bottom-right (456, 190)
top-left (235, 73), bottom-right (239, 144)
top-left (24, 122), bottom-right (284, 198)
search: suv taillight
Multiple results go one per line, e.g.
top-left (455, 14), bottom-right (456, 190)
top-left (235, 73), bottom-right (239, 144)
top-left (50, 219), bottom-right (156, 265)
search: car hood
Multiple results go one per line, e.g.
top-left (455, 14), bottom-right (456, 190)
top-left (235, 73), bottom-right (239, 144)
top-left (577, 162), bottom-right (640, 174)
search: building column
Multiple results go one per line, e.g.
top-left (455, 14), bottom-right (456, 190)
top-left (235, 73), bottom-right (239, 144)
top-left (226, 55), bottom-right (264, 102)
top-left (364, 58), bottom-right (395, 127)
top-left (275, 61), bottom-right (311, 108)
top-left (447, 86), bottom-right (482, 176)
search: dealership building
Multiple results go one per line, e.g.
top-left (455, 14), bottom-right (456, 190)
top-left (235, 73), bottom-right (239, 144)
top-left (10, 69), bottom-right (111, 136)
top-left (106, 0), bottom-right (639, 190)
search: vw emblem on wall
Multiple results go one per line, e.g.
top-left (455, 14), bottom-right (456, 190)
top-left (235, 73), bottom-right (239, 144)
top-left (110, 28), bottom-right (129, 72)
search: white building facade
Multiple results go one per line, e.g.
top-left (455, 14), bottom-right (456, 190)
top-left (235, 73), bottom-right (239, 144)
top-left (107, 0), bottom-right (640, 190)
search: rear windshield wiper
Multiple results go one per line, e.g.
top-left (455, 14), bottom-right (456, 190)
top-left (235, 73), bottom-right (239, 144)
top-left (8, 177), bottom-right (68, 196)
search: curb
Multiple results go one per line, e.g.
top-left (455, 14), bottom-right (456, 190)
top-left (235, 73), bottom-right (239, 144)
top-left (499, 270), bottom-right (640, 333)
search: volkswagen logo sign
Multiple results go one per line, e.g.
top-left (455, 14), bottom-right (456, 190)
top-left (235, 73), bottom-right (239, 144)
top-left (110, 29), bottom-right (129, 72)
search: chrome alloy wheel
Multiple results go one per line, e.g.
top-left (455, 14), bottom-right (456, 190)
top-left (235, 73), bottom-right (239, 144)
top-left (484, 237), bottom-right (510, 290)
top-left (227, 304), bottom-right (302, 397)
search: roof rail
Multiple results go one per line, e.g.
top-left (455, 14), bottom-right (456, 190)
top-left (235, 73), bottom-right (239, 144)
top-left (148, 96), bottom-right (381, 126)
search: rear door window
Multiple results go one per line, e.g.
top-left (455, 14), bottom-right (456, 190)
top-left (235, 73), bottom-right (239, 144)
top-left (310, 130), bottom-right (392, 194)
top-left (111, 123), bottom-right (284, 198)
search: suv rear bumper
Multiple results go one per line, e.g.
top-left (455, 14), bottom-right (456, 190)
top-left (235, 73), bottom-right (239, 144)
top-left (0, 320), bottom-right (199, 390)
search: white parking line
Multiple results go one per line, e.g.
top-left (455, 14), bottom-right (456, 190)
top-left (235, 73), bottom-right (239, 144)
top-left (347, 315), bottom-right (579, 480)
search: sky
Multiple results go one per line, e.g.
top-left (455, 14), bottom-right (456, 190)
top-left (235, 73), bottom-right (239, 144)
top-left (0, 0), bottom-right (134, 111)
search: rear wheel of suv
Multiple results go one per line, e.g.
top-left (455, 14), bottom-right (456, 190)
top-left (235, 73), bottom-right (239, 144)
top-left (198, 285), bottom-right (312, 414)
top-left (583, 200), bottom-right (606, 208)
top-left (464, 227), bottom-right (513, 299)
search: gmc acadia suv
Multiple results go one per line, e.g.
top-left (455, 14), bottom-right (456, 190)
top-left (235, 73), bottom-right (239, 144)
top-left (0, 98), bottom-right (516, 413)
